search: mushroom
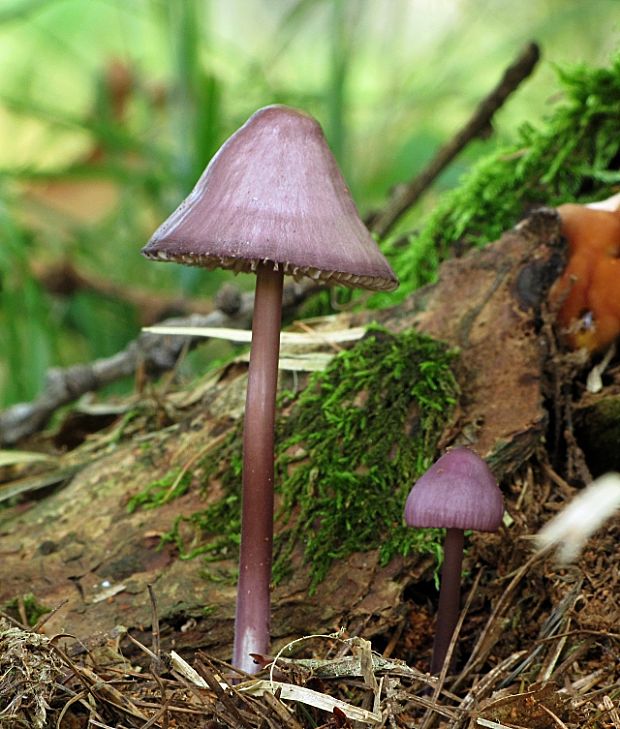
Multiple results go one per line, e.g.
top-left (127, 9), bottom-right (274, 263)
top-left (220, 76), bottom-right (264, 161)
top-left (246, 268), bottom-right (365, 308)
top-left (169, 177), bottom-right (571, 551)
top-left (404, 446), bottom-right (503, 674)
top-left (141, 105), bottom-right (398, 673)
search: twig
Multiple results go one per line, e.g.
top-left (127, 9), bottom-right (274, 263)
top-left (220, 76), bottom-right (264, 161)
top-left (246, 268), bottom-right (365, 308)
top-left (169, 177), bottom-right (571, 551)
top-left (0, 279), bottom-right (316, 445)
top-left (193, 655), bottom-right (248, 727)
top-left (31, 258), bottom-right (214, 325)
top-left (148, 585), bottom-right (161, 662)
top-left (146, 585), bottom-right (169, 729)
top-left (369, 42), bottom-right (540, 238)
top-left (452, 547), bottom-right (550, 692)
top-left (539, 702), bottom-right (570, 729)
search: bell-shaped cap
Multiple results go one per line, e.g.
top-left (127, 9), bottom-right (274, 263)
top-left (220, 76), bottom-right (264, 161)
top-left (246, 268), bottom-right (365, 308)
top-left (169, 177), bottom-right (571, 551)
top-left (404, 447), bottom-right (504, 532)
top-left (142, 105), bottom-right (398, 292)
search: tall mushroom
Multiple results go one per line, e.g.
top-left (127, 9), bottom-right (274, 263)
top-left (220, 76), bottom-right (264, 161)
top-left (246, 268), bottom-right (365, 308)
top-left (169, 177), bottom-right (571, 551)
top-left (141, 105), bottom-right (398, 674)
top-left (404, 446), bottom-right (503, 675)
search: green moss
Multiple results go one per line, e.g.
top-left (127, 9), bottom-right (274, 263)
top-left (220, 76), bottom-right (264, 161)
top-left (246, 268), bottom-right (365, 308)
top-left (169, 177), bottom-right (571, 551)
top-left (374, 54), bottom-right (620, 306)
top-left (145, 327), bottom-right (458, 590)
top-left (2, 593), bottom-right (51, 626)
top-left (159, 430), bottom-right (243, 563)
top-left (273, 327), bottom-right (458, 589)
top-left (127, 468), bottom-right (194, 512)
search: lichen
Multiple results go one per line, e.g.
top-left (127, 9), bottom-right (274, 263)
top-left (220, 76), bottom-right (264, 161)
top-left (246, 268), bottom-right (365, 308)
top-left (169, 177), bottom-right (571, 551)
top-left (374, 54), bottom-right (620, 306)
top-left (144, 327), bottom-right (458, 590)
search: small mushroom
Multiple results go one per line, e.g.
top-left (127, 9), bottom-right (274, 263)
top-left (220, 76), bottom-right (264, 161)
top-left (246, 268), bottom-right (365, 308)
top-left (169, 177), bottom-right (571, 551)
top-left (142, 105), bottom-right (398, 673)
top-left (404, 446), bottom-right (503, 674)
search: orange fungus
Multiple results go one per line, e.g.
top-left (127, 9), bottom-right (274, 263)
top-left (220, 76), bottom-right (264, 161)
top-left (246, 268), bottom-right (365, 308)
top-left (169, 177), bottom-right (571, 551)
top-left (549, 203), bottom-right (620, 352)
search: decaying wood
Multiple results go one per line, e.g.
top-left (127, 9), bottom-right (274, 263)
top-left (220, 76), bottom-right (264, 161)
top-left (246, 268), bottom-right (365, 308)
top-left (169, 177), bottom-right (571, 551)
top-left (373, 207), bottom-right (565, 470)
top-left (573, 382), bottom-right (620, 475)
top-left (0, 209), bottom-right (565, 654)
top-left (1, 210), bottom-right (619, 729)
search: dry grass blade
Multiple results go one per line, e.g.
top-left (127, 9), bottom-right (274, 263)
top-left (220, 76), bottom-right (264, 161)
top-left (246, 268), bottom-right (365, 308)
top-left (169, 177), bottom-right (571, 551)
top-left (142, 324), bottom-right (367, 345)
top-left (0, 449), bottom-right (56, 467)
top-left (497, 577), bottom-right (583, 687)
top-left (452, 549), bottom-right (549, 691)
top-left (476, 719), bottom-right (527, 729)
top-left (539, 702), bottom-right (570, 729)
top-left (447, 651), bottom-right (529, 729)
top-left (260, 690), bottom-right (306, 729)
top-left (239, 679), bottom-right (383, 724)
top-left (169, 650), bottom-right (208, 688)
top-left (194, 656), bottom-right (249, 727)
top-left (79, 666), bottom-right (149, 722)
top-left (0, 463), bottom-right (84, 503)
top-left (55, 688), bottom-right (92, 729)
top-left (601, 695), bottom-right (620, 729)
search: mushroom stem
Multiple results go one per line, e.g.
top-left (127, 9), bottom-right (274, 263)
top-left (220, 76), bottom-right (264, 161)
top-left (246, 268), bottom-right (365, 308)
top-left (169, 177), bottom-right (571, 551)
top-left (233, 264), bottom-right (284, 674)
top-left (431, 527), bottom-right (465, 675)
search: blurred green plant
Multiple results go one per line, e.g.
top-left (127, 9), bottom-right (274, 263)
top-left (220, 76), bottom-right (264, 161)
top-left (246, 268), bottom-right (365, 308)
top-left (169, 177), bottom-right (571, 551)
top-left (0, 198), bottom-right (56, 404)
top-left (0, 0), bottom-right (619, 407)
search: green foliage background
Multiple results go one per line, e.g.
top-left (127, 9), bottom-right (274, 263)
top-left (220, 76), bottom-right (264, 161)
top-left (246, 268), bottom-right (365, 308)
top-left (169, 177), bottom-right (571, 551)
top-left (1, 0), bottom-right (620, 406)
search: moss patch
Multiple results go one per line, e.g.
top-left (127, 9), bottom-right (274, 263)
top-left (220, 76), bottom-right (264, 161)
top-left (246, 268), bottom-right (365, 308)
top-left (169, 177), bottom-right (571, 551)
top-left (140, 327), bottom-right (458, 590)
top-left (273, 327), bottom-right (458, 588)
top-left (2, 593), bottom-right (51, 627)
top-left (127, 468), bottom-right (194, 512)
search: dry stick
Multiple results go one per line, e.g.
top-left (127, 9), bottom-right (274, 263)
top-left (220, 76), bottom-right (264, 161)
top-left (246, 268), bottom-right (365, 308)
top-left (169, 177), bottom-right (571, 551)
top-left (451, 547), bottom-right (550, 693)
top-left (194, 656), bottom-right (248, 726)
top-left (370, 41), bottom-right (540, 239)
top-left (148, 584), bottom-right (161, 661)
top-left (539, 703), bottom-right (570, 729)
top-left (32, 258), bottom-right (214, 324)
top-left (146, 585), bottom-right (169, 729)
top-left (0, 279), bottom-right (314, 445)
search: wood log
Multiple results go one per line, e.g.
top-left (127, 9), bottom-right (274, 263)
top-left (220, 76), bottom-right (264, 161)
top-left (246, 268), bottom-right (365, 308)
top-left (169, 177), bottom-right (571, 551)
top-left (0, 210), bottom-right (565, 660)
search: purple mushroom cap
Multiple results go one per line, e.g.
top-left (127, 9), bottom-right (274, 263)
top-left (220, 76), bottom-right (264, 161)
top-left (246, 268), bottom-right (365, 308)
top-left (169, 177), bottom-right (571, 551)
top-left (404, 447), bottom-right (504, 532)
top-left (142, 104), bottom-right (398, 292)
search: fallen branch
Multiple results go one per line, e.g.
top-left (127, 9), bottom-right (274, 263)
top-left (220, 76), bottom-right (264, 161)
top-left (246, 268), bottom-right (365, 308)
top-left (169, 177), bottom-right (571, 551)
top-left (31, 259), bottom-right (214, 325)
top-left (0, 280), bottom-right (315, 445)
top-left (369, 42), bottom-right (540, 238)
